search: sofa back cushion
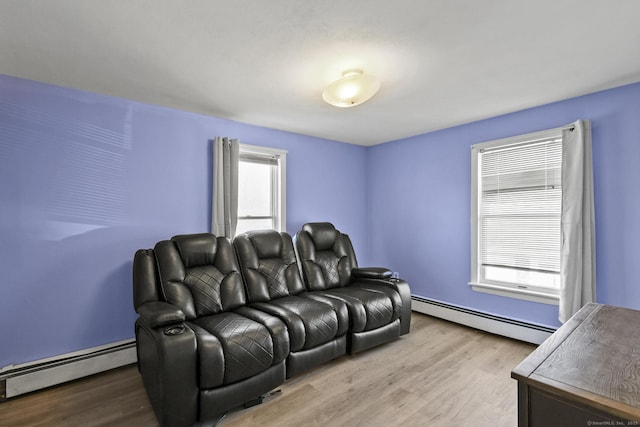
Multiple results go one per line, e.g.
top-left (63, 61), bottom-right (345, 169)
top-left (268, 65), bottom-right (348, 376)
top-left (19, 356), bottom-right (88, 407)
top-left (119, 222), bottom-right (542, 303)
top-left (295, 222), bottom-right (358, 291)
top-left (234, 230), bottom-right (305, 303)
top-left (154, 233), bottom-right (245, 320)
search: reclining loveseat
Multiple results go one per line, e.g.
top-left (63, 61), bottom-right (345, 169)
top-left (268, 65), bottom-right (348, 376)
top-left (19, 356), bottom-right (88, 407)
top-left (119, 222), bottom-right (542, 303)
top-left (133, 223), bottom-right (411, 426)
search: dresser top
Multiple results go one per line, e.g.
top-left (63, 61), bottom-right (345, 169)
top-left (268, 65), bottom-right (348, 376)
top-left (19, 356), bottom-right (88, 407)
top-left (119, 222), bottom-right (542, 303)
top-left (512, 303), bottom-right (640, 420)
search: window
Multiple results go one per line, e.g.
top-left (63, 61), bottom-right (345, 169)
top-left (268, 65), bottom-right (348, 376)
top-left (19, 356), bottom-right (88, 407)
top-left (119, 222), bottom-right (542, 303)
top-left (235, 144), bottom-right (286, 236)
top-left (470, 128), bottom-right (563, 305)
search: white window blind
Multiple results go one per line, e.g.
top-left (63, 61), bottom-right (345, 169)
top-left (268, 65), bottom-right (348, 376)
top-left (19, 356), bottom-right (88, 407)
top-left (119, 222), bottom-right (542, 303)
top-left (472, 130), bottom-right (563, 300)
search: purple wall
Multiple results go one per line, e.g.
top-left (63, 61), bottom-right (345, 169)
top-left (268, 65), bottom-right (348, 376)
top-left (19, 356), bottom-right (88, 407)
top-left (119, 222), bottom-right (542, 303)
top-left (2, 72), bottom-right (639, 368)
top-left (368, 82), bottom-right (640, 329)
top-left (0, 75), bottom-right (368, 368)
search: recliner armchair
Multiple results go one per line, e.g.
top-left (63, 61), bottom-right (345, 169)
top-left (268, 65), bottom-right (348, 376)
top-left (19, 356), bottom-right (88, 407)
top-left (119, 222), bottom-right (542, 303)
top-left (133, 233), bottom-right (288, 427)
top-left (295, 222), bottom-right (411, 353)
top-left (234, 230), bottom-right (349, 378)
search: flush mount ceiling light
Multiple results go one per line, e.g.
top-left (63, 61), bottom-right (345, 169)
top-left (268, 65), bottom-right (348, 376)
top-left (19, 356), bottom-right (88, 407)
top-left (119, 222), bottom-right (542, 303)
top-left (322, 69), bottom-right (381, 108)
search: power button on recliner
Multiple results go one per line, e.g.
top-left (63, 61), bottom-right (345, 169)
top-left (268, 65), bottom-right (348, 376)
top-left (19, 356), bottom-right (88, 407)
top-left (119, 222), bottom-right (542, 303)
top-left (164, 324), bottom-right (185, 336)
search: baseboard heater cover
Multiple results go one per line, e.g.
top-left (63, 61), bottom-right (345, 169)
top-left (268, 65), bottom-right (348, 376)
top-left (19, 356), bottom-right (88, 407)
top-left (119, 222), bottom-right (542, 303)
top-left (411, 296), bottom-right (556, 345)
top-left (0, 339), bottom-right (137, 400)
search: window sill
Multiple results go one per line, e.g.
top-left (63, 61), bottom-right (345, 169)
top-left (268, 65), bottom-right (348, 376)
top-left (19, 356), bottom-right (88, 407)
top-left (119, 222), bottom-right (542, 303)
top-left (469, 282), bottom-right (559, 306)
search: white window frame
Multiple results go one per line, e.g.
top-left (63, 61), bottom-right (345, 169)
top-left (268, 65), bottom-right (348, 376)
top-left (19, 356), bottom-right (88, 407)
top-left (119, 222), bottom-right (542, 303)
top-left (470, 127), bottom-right (563, 306)
top-left (236, 143), bottom-right (287, 235)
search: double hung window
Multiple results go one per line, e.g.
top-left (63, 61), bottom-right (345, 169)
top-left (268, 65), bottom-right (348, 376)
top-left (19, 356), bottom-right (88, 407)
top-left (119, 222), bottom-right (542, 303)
top-left (235, 144), bottom-right (286, 236)
top-left (470, 128), bottom-right (563, 304)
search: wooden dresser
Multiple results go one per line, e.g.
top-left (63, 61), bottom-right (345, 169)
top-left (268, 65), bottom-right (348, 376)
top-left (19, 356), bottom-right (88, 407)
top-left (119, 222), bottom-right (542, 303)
top-left (512, 303), bottom-right (640, 426)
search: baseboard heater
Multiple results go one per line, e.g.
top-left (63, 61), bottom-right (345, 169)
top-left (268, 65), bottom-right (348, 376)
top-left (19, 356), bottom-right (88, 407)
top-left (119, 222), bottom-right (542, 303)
top-left (411, 296), bottom-right (556, 345)
top-left (0, 339), bottom-right (137, 400)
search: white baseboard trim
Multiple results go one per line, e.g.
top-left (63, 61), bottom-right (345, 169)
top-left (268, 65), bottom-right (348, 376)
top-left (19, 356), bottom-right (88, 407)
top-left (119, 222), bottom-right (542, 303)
top-left (411, 296), bottom-right (555, 345)
top-left (0, 339), bottom-right (137, 399)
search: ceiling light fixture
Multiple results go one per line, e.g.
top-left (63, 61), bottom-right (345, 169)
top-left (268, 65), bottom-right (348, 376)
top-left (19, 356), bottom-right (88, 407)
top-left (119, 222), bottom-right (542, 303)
top-left (322, 69), bottom-right (381, 108)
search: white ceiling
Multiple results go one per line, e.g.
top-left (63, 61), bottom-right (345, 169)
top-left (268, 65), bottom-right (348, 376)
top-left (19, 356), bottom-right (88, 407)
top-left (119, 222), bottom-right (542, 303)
top-left (1, 1), bottom-right (640, 146)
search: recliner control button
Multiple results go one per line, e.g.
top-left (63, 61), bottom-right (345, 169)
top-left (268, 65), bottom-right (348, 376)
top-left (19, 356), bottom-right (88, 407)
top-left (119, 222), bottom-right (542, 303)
top-left (164, 324), bottom-right (186, 336)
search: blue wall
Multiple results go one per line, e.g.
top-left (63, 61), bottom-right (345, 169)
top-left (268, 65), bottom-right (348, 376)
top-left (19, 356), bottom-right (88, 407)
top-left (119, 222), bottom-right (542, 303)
top-left (2, 73), bottom-right (639, 368)
top-left (368, 82), bottom-right (640, 329)
top-left (0, 75), bottom-right (368, 368)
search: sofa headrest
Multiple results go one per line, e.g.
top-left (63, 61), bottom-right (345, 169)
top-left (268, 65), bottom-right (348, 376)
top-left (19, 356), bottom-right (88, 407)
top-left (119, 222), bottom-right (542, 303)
top-left (302, 222), bottom-right (338, 251)
top-left (246, 230), bottom-right (283, 259)
top-left (171, 233), bottom-right (218, 268)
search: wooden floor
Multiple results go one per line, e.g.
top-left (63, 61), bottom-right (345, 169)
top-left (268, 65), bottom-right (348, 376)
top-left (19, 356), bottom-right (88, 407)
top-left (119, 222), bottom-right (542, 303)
top-left (0, 313), bottom-right (535, 427)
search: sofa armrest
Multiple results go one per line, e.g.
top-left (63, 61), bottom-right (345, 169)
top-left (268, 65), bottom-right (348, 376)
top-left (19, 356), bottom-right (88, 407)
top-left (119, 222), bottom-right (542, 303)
top-left (135, 311), bottom-right (198, 427)
top-left (137, 301), bottom-right (186, 329)
top-left (351, 267), bottom-right (393, 280)
top-left (379, 278), bottom-right (411, 336)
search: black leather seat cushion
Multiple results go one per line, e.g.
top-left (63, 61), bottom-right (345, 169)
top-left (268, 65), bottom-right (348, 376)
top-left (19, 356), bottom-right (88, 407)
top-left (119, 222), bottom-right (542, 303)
top-left (350, 281), bottom-right (403, 323)
top-left (191, 312), bottom-right (278, 388)
top-left (252, 295), bottom-right (340, 351)
top-left (311, 287), bottom-right (396, 332)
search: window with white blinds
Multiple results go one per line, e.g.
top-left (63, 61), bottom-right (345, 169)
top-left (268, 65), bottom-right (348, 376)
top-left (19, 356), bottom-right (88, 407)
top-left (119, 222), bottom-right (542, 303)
top-left (471, 128), bottom-right (563, 303)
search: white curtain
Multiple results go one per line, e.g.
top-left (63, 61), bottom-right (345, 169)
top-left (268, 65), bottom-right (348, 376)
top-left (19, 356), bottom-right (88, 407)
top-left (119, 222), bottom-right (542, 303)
top-left (559, 120), bottom-right (596, 323)
top-left (211, 137), bottom-right (239, 238)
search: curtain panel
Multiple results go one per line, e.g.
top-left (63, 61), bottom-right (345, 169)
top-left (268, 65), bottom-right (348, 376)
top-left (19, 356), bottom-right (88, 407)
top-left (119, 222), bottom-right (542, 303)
top-left (211, 137), bottom-right (239, 238)
top-left (559, 120), bottom-right (596, 323)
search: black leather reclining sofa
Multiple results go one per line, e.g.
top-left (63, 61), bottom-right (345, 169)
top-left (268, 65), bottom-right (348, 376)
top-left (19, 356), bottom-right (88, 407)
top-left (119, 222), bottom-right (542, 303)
top-left (133, 222), bottom-right (411, 426)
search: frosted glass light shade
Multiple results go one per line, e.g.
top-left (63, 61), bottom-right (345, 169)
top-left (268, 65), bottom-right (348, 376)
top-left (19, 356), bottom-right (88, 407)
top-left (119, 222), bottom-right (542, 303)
top-left (322, 70), bottom-right (381, 108)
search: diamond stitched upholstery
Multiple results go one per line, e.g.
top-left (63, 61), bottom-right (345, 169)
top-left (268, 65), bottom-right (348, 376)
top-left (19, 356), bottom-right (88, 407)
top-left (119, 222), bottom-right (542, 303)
top-left (296, 223), bottom-right (402, 336)
top-left (234, 230), bottom-right (347, 356)
top-left (321, 287), bottom-right (394, 331)
top-left (154, 234), bottom-right (247, 320)
top-left (316, 252), bottom-right (341, 288)
top-left (184, 265), bottom-right (224, 316)
top-left (194, 312), bottom-right (274, 385)
top-left (134, 227), bottom-right (410, 425)
top-left (359, 290), bottom-right (395, 330)
top-left (271, 296), bottom-right (338, 350)
top-left (257, 259), bottom-right (289, 299)
top-left (351, 281), bottom-right (403, 321)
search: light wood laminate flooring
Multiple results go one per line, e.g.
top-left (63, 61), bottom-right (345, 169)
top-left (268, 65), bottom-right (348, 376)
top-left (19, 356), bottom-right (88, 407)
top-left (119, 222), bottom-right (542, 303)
top-left (0, 313), bottom-right (536, 427)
